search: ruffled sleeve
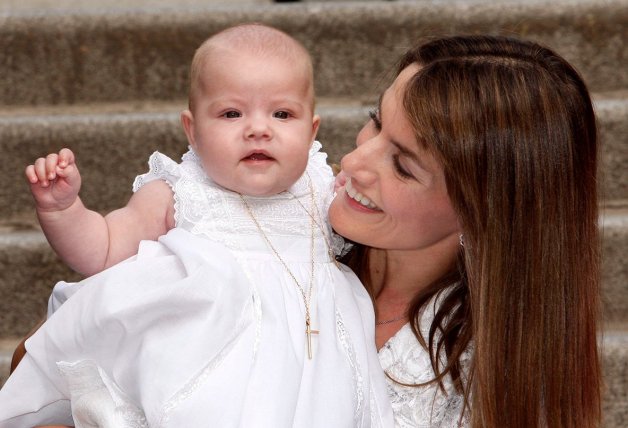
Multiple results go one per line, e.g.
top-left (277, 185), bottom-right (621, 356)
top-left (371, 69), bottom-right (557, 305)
top-left (306, 141), bottom-right (351, 257)
top-left (306, 141), bottom-right (333, 192)
top-left (132, 151), bottom-right (182, 193)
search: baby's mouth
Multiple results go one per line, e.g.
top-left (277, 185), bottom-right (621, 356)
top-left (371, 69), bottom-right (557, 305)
top-left (244, 152), bottom-right (273, 161)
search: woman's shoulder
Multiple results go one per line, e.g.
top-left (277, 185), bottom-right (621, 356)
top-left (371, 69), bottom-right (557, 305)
top-left (378, 323), bottom-right (427, 380)
top-left (379, 323), bottom-right (469, 427)
top-left (378, 290), bottom-right (471, 427)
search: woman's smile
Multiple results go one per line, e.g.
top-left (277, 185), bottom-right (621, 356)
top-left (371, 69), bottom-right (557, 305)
top-left (344, 177), bottom-right (380, 210)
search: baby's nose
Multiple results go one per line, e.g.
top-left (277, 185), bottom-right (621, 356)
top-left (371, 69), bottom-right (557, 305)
top-left (245, 115), bottom-right (272, 139)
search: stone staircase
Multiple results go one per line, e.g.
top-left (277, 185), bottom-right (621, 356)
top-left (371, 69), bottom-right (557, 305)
top-left (0, 0), bottom-right (626, 425)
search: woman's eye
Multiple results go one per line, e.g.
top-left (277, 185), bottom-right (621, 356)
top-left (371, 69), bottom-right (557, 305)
top-left (274, 111), bottom-right (290, 119)
top-left (223, 111), bottom-right (241, 119)
top-left (368, 109), bottom-right (382, 131)
top-left (393, 154), bottom-right (414, 179)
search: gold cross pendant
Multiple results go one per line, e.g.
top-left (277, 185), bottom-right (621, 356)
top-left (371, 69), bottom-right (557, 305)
top-left (305, 319), bottom-right (319, 359)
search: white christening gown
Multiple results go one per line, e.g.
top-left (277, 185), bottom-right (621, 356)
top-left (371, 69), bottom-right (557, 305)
top-left (0, 142), bottom-right (393, 428)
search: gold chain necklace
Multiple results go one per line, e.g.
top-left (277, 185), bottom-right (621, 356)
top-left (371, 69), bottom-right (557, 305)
top-left (239, 176), bottom-right (319, 359)
top-left (287, 172), bottom-right (339, 268)
top-left (375, 313), bottom-right (408, 325)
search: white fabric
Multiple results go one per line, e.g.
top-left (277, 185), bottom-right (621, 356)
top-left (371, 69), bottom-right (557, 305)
top-left (0, 142), bottom-right (393, 428)
top-left (378, 300), bottom-right (471, 428)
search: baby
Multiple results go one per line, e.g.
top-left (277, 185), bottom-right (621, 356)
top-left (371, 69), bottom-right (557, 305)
top-left (0, 24), bottom-right (392, 427)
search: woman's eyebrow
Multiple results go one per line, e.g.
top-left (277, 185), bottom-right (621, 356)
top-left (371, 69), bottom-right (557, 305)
top-left (391, 141), bottom-right (416, 160)
top-left (391, 140), bottom-right (421, 165)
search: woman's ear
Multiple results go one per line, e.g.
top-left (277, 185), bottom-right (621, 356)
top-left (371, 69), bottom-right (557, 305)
top-left (181, 110), bottom-right (197, 149)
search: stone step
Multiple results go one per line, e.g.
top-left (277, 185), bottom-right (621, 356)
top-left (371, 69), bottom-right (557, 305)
top-left (1, 326), bottom-right (627, 427)
top-left (0, 91), bottom-right (626, 222)
top-left (1, 0), bottom-right (271, 12)
top-left (602, 326), bottom-right (628, 428)
top-left (1, 0), bottom-right (625, 421)
top-left (601, 208), bottom-right (628, 324)
top-left (0, 206), bottom-right (625, 341)
top-left (0, 0), bottom-right (626, 106)
top-left (0, 339), bottom-right (18, 387)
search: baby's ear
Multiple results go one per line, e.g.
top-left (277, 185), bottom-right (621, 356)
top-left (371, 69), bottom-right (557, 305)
top-left (180, 110), bottom-right (196, 148)
top-left (310, 114), bottom-right (321, 146)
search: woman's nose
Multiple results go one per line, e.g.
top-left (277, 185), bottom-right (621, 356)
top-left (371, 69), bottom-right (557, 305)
top-left (340, 135), bottom-right (380, 185)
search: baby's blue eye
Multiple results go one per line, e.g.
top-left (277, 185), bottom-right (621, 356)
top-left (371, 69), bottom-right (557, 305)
top-left (274, 111), bottom-right (290, 119)
top-left (224, 111), bottom-right (241, 118)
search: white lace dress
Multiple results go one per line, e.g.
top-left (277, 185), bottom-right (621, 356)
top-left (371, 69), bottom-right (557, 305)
top-left (378, 302), bottom-right (471, 428)
top-left (0, 142), bottom-right (394, 428)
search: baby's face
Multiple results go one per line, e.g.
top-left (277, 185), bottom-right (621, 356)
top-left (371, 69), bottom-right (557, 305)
top-left (183, 50), bottom-right (319, 196)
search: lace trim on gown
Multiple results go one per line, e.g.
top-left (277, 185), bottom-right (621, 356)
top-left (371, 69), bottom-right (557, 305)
top-left (57, 360), bottom-right (148, 428)
top-left (132, 142), bottom-right (346, 257)
top-left (335, 309), bottom-right (364, 424)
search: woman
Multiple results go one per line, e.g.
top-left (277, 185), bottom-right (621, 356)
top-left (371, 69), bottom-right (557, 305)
top-left (330, 35), bottom-right (601, 427)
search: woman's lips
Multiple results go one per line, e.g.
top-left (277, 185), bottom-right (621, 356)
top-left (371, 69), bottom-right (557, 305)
top-left (344, 177), bottom-right (380, 210)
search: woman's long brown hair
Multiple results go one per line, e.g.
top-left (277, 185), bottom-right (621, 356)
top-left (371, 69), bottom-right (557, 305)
top-left (345, 35), bottom-right (601, 427)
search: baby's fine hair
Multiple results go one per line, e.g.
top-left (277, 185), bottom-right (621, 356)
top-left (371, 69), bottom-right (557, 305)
top-left (188, 23), bottom-right (314, 111)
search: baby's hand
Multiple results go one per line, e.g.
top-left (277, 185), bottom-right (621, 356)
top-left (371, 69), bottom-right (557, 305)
top-left (25, 148), bottom-right (82, 212)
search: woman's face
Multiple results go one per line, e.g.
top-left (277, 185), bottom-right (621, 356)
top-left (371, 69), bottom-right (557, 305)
top-left (329, 64), bottom-right (460, 251)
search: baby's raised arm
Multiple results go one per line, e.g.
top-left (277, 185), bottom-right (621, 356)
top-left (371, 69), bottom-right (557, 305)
top-left (25, 149), bottom-right (175, 276)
